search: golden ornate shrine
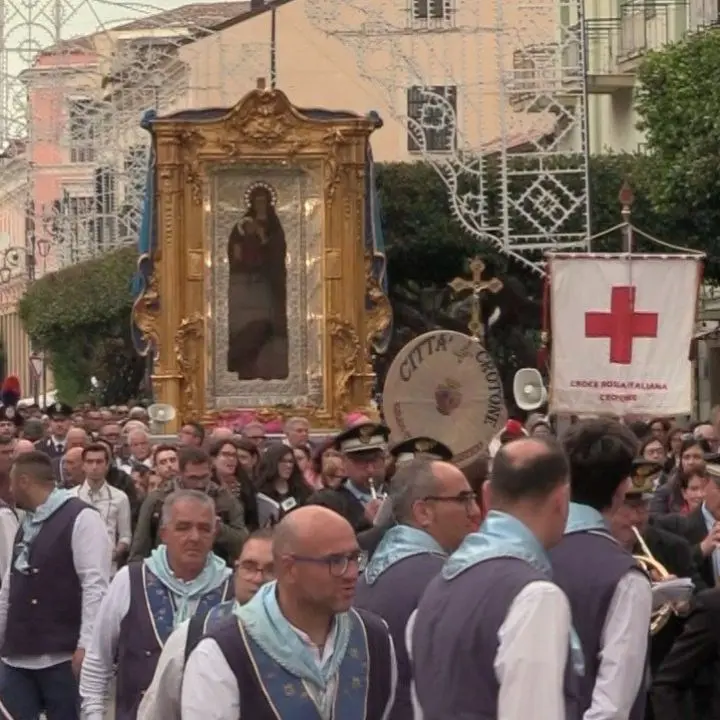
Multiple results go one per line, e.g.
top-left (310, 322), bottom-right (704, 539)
top-left (132, 85), bottom-right (389, 431)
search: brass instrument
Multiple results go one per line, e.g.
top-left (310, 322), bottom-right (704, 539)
top-left (632, 526), bottom-right (673, 635)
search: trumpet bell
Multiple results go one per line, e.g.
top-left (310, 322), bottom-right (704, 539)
top-left (632, 526), bottom-right (673, 635)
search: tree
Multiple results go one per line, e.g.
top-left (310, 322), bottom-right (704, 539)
top-left (18, 246), bottom-right (145, 404)
top-left (635, 31), bottom-right (720, 278)
top-left (375, 153), bottom-right (663, 409)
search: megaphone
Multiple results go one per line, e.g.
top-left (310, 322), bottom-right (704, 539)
top-left (513, 368), bottom-right (547, 412)
top-left (148, 403), bottom-right (177, 434)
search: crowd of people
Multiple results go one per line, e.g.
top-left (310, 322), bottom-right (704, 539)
top-left (0, 392), bottom-right (718, 719)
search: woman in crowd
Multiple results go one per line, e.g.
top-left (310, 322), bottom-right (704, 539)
top-left (292, 444), bottom-right (318, 490)
top-left (650, 437), bottom-right (710, 515)
top-left (233, 437), bottom-right (259, 481)
top-left (665, 428), bottom-right (687, 471)
top-left (677, 469), bottom-right (708, 515)
top-left (255, 442), bottom-right (311, 526)
top-left (208, 437), bottom-right (259, 531)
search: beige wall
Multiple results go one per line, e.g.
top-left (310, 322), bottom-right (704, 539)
top-left (178, 0), bottom-right (557, 162)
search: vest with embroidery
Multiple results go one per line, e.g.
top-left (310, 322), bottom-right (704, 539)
top-left (208, 608), bottom-right (393, 719)
top-left (115, 561), bottom-right (232, 720)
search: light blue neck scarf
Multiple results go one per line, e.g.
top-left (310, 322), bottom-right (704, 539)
top-left (234, 580), bottom-right (351, 689)
top-left (564, 502), bottom-right (609, 535)
top-left (144, 546), bottom-right (231, 626)
top-left (15, 488), bottom-right (74, 573)
top-left (444, 510), bottom-right (552, 579)
top-left (442, 510), bottom-right (585, 676)
top-left (365, 524), bottom-right (446, 585)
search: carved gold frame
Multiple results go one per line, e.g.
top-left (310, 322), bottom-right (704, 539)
top-left (135, 87), bottom-right (381, 431)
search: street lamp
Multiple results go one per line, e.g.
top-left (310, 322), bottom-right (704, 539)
top-left (0, 198), bottom-right (66, 284)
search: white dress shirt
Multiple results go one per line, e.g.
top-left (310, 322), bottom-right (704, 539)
top-left (181, 616), bottom-right (398, 720)
top-left (69, 480), bottom-right (132, 575)
top-left (408, 580), bottom-right (572, 720)
top-left (584, 570), bottom-right (652, 720)
top-left (80, 565), bottom-right (212, 720)
top-left (0, 507), bottom-right (111, 670)
top-left (0, 508), bottom-right (18, 582)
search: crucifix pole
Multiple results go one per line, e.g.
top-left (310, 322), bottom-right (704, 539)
top-left (449, 257), bottom-right (504, 342)
top-left (619, 180), bottom-right (635, 254)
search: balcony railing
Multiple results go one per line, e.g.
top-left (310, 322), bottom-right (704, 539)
top-left (687, 0), bottom-right (719, 29)
top-left (618, 0), bottom-right (688, 61)
top-left (509, 18), bottom-right (632, 107)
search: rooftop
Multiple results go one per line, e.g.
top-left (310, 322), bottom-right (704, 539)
top-left (38, 1), bottom-right (253, 58)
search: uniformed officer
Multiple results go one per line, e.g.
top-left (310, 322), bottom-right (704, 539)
top-left (35, 402), bottom-right (74, 459)
top-left (307, 422), bottom-right (389, 532)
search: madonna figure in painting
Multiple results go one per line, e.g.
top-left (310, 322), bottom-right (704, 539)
top-left (226, 182), bottom-right (289, 380)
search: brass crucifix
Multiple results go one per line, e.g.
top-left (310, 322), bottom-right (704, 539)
top-left (449, 257), bottom-right (504, 341)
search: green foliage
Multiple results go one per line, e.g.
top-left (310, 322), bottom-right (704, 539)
top-left (19, 246), bottom-right (144, 404)
top-left (376, 152), bottom-right (666, 289)
top-left (635, 31), bottom-right (720, 275)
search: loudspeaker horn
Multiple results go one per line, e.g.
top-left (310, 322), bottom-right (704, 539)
top-left (513, 368), bottom-right (547, 412)
top-left (148, 403), bottom-right (177, 434)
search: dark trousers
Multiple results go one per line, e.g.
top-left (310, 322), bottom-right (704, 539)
top-left (0, 661), bottom-right (79, 720)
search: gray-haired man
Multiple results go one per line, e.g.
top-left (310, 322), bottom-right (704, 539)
top-left (80, 489), bottom-right (234, 720)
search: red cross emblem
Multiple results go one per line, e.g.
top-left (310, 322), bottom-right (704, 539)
top-left (584, 286), bottom-right (658, 365)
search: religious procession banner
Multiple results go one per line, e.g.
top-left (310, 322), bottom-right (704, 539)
top-left (548, 254), bottom-right (702, 416)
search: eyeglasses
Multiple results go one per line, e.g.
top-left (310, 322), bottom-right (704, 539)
top-left (237, 560), bottom-right (275, 579)
top-left (423, 491), bottom-right (478, 509)
top-left (290, 550), bottom-right (367, 577)
top-left (247, 435), bottom-right (265, 441)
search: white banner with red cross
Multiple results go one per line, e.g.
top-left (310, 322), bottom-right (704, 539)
top-left (548, 254), bottom-right (703, 416)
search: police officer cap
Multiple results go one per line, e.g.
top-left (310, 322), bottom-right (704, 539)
top-left (45, 402), bottom-right (73, 419)
top-left (627, 458), bottom-right (663, 496)
top-left (0, 405), bottom-right (22, 427)
top-left (390, 436), bottom-right (453, 464)
top-left (333, 422), bottom-right (389, 455)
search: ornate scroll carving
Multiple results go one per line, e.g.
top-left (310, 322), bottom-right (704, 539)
top-left (323, 130), bottom-right (346, 202)
top-left (177, 130), bottom-right (207, 205)
top-left (364, 254), bottom-right (392, 352)
top-left (173, 313), bottom-right (204, 419)
top-left (219, 90), bottom-right (311, 158)
top-left (328, 314), bottom-right (360, 415)
top-left (132, 273), bottom-right (161, 357)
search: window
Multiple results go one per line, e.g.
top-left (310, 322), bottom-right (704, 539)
top-left (406, 86), bottom-right (457, 153)
top-left (412, 0), bottom-right (448, 19)
top-left (94, 166), bottom-right (117, 249)
top-left (67, 99), bottom-right (101, 163)
top-left (63, 196), bottom-right (95, 265)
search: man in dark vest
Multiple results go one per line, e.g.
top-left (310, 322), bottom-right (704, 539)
top-left (79, 489), bottom-right (234, 720)
top-left (355, 454), bottom-right (481, 719)
top-left (551, 418), bottom-right (652, 720)
top-left (138, 527), bottom-right (276, 719)
top-left (307, 422), bottom-right (390, 532)
top-left (411, 437), bottom-right (580, 720)
top-left (0, 450), bottom-right (111, 718)
top-left (182, 505), bottom-right (397, 719)
top-left (357, 436), bottom-right (455, 559)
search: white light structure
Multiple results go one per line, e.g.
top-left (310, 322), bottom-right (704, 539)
top-left (305, 0), bottom-right (592, 273)
top-left (0, 0), bottom-right (267, 277)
